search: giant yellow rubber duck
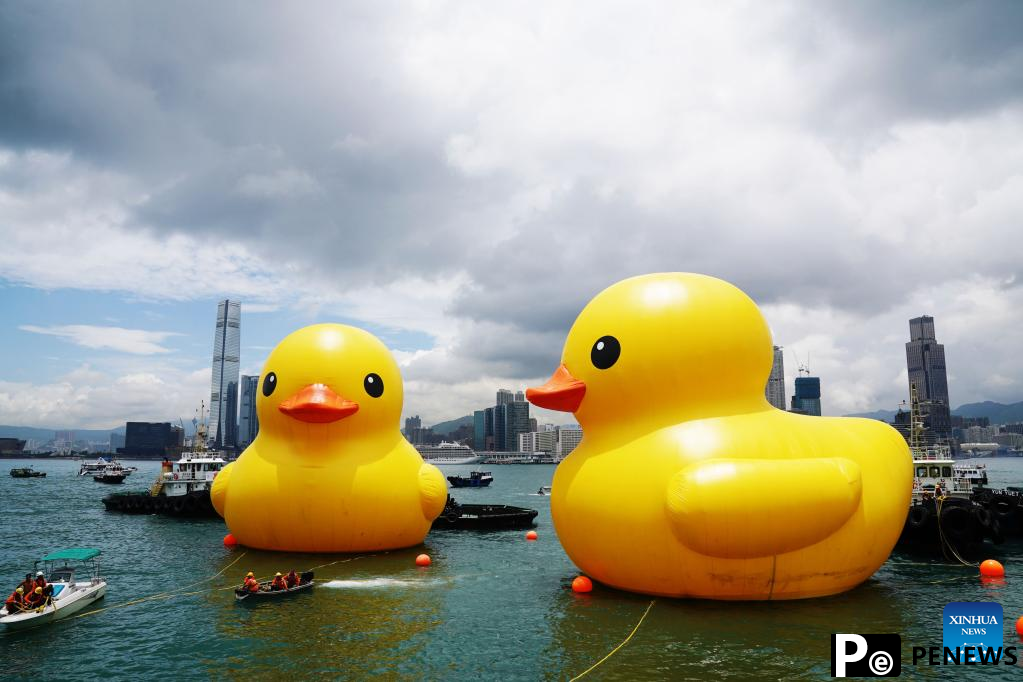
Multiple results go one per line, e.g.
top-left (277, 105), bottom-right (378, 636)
top-left (527, 273), bottom-right (911, 600)
top-left (211, 324), bottom-right (447, 552)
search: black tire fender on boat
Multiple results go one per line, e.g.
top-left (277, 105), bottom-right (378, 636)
top-left (445, 510), bottom-right (459, 523)
top-left (184, 495), bottom-right (198, 513)
top-left (994, 496), bottom-right (1019, 519)
top-left (171, 497), bottom-right (186, 514)
top-left (941, 504), bottom-right (973, 542)
top-left (907, 505), bottom-right (930, 529)
top-left (973, 507), bottom-right (993, 529)
top-left (989, 518), bottom-right (1005, 545)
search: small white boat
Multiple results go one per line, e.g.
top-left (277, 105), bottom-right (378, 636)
top-left (1, 548), bottom-right (107, 629)
top-left (79, 458), bottom-right (136, 477)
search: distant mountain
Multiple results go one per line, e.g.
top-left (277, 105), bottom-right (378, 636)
top-left (429, 415), bottom-right (473, 435)
top-left (953, 401), bottom-right (1023, 425)
top-left (0, 425), bottom-right (126, 441)
top-left (844, 409), bottom-right (899, 422)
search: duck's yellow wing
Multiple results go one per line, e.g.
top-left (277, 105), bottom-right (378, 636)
top-left (665, 457), bottom-right (862, 559)
top-left (418, 462), bottom-right (448, 521)
top-left (210, 461), bottom-right (233, 518)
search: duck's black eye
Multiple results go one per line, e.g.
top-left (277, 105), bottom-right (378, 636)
top-left (262, 372), bottom-right (277, 397)
top-left (590, 336), bottom-right (621, 370)
top-left (364, 373), bottom-right (384, 398)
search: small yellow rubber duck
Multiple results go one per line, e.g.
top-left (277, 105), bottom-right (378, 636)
top-left (211, 324), bottom-right (447, 552)
top-left (528, 273), bottom-right (911, 600)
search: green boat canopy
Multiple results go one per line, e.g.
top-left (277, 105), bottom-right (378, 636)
top-left (41, 548), bottom-right (101, 562)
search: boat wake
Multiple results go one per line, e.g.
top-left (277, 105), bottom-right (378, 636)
top-left (321, 578), bottom-right (442, 589)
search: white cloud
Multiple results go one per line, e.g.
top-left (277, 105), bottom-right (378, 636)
top-left (0, 364), bottom-right (210, 429)
top-left (18, 324), bottom-right (181, 355)
top-left (1, 2), bottom-right (1022, 428)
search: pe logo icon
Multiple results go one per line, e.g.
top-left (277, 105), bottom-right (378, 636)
top-left (831, 634), bottom-right (901, 677)
top-left (943, 602), bottom-right (1003, 664)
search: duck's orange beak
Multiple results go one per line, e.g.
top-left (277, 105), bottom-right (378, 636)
top-left (278, 383), bottom-right (359, 423)
top-left (526, 364), bottom-right (586, 413)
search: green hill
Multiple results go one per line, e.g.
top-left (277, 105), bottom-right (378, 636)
top-left (429, 415), bottom-right (473, 435)
top-left (0, 425), bottom-right (125, 441)
top-left (953, 401), bottom-right (1023, 425)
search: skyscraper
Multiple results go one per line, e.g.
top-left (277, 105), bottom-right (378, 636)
top-left (504, 401), bottom-right (530, 451)
top-left (906, 315), bottom-right (951, 437)
top-left (238, 375), bottom-right (259, 449)
top-left (210, 299), bottom-right (241, 449)
top-left (790, 376), bottom-right (822, 416)
top-left (514, 390), bottom-right (525, 403)
top-left (496, 389), bottom-right (514, 406)
top-left (473, 410), bottom-right (486, 450)
top-left (765, 345), bottom-right (786, 410)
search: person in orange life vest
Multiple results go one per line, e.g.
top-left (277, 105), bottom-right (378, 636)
top-left (242, 571), bottom-right (260, 593)
top-left (285, 570), bottom-right (299, 588)
top-left (270, 573), bottom-right (287, 591)
top-left (4, 587), bottom-right (26, 613)
top-left (34, 571), bottom-right (51, 597)
top-left (25, 586), bottom-right (45, 609)
top-left (19, 573), bottom-right (35, 596)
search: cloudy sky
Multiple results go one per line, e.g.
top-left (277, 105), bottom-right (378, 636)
top-left (1, 1), bottom-right (1022, 430)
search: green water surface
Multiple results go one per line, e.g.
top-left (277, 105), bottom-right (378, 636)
top-left (2, 459), bottom-right (1023, 680)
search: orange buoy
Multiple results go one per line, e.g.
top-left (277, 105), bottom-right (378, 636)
top-left (1016, 616), bottom-right (1023, 637)
top-left (526, 530), bottom-right (538, 541)
top-left (415, 553), bottom-right (431, 567)
top-left (223, 533), bottom-right (237, 548)
top-left (980, 559), bottom-right (1005, 578)
top-left (572, 576), bottom-right (593, 593)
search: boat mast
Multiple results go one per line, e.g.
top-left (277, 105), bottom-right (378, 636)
top-left (909, 383), bottom-right (924, 451)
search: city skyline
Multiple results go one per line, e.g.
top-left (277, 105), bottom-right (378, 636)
top-left (2, 4), bottom-right (1023, 428)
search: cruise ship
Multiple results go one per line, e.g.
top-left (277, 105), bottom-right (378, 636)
top-left (415, 441), bottom-right (482, 465)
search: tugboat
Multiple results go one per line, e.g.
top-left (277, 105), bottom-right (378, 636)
top-left (10, 467), bottom-right (46, 478)
top-left (897, 385), bottom-right (1001, 556)
top-left (446, 471), bottom-right (494, 488)
top-left (431, 496), bottom-right (538, 530)
top-left (102, 403), bottom-right (226, 518)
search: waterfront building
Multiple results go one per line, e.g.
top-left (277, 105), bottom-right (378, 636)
top-left (790, 376), bottom-right (822, 416)
top-left (515, 390), bottom-right (526, 403)
top-left (504, 401), bottom-right (530, 451)
top-left (473, 410), bottom-right (486, 450)
top-left (109, 432), bottom-right (125, 451)
top-left (209, 299), bottom-right (241, 449)
top-left (484, 407), bottom-right (495, 450)
top-left (529, 417), bottom-right (538, 432)
top-left (496, 389), bottom-right (514, 406)
top-left (120, 422), bottom-right (180, 458)
top-left (238, 375), bottom-right (260, 448)
top-left (765, 345), bottom-right (786, 410)
top-left (519, 430), bottom-right (557, 454)
top-left (557, 426), bottom-right (583, 458)
top-left (404, 415), bottom-right (422, 437)
top-left (905, 315), bottom-right (952, 438)
top-left (0, 438), bottom-right (26, 454)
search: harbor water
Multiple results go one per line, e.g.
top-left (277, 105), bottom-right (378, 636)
top-left (3, 458), bottom-right (1023, 680)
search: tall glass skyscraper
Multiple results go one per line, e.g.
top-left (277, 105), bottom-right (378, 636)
top-left (790, 376), bottom-right (822, 416)
top-left (765, 345), bottom-right (786, 410)
top-left (210, 299), bottom-right (241, 448)
top-left (238, 374), bottom-right (259, 449)
top-left (906, 315), bottom-right (951, 437)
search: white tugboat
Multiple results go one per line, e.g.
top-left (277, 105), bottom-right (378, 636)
top-left (900, 384), bottom-right (1000, 554)
top-left (101, 403), bottom-right (227, 517)
top-left (1, 548), bottom-right (107, 629)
